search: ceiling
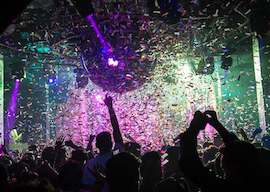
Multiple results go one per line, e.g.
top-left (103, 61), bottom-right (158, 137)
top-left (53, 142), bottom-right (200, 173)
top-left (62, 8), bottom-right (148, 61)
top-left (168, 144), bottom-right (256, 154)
top-left (0, 0), bottom-right (269, 89)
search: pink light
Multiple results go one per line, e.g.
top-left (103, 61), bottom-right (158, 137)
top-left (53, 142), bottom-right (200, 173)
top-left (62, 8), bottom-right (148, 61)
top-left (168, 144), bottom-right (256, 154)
top-left (15, 79), bottom-right (20, 82)
top-left (108, 58), bottom-right (119, 67)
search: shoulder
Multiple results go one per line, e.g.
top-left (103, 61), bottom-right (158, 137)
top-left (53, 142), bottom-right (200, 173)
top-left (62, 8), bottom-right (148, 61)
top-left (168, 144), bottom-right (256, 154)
top-left (85, 157), bottom-right (99, 168)
top-left (113, 143), bottom-right (125, 153)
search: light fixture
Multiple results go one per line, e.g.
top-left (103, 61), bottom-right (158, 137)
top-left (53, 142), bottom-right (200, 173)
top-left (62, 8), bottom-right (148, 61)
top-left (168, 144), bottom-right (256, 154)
top-left (48, 78), bottom-right (55, 84)
top-left (108, 58), bottom-right (119, 67)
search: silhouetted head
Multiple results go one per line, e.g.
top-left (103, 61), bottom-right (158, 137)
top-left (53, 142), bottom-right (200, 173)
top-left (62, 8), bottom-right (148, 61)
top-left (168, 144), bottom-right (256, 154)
top-left (106, 152), bottom-right (141, 192)
top-left (52, 148), bottom-right (68, 172)
top-left (202, 145), bottom-right (219, 165)
top-left (71, 149), bottom-right (89, 166)
top-left (8, 162), bottom-right (30, 183)
top-left (20, 169), bottom-right (39, 186)
top-left (57, 159), bottom-right (83, 191)
top-left (154, 177), bottom-right (188, 192)
top-left (140, 151), bottom-right (162, 182)
top-left (162, 146), bottom-right (181, 178)
top-left (41, 147), bottom-right (54, 166)
top-left (213, 134), bottom-right (223, 147)
top-left (96, 132), bottom-right (113, 154)
top-left (124, 142), bottom-right (141, 157)
top-left (220, 140), bottom-right (261, 185)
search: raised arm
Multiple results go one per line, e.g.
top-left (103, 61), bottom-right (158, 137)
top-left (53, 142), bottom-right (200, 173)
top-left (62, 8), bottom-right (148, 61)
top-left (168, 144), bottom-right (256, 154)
top-left (104, 95), bottom-right (124, 147)
top-left (178, 111), bottom-right (210, 186)
top-left (179, 111), bottom-right (233, 192)
top-left (203, 110), bottom-right (239, 145)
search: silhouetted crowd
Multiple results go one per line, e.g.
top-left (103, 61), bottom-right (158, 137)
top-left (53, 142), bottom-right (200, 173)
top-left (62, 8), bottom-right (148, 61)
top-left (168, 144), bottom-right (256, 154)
top-left (1, 96), bottom-right (270, 192)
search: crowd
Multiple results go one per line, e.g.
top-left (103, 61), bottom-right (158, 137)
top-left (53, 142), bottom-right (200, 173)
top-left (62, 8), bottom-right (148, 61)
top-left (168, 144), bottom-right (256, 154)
top-left (1, 95), bottom-right (270, 192)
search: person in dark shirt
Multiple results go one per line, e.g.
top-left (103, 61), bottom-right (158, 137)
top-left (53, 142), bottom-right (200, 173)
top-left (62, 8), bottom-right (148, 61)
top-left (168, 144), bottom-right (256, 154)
top-left (178, 110), bottom-right (264, 192)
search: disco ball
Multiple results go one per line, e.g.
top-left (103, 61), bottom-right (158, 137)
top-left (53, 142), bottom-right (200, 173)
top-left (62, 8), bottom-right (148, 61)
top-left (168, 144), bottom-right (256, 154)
top-left (81, 2), bottom-right (158, 93)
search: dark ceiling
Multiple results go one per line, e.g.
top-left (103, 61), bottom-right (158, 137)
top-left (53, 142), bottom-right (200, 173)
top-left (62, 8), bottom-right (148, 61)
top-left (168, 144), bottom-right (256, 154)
top-left (0, 0), bottom-right (269, 87)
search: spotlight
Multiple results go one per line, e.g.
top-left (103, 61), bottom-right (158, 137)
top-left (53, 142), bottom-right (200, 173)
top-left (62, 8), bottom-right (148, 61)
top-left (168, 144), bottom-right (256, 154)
top-left (108, 58), bottom-right (119, 67)
top-left (15, 79), bottom-right (20, 82)
top-left (48, 78), bottom-right (55, 84)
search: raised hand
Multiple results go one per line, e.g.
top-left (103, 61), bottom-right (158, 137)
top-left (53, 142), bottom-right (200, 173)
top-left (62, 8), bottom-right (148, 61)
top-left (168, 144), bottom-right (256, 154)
top-left (65, 140), bottom-right (75, 148)
top-left (204, 110), bottom-right (239, 144)
top-left (190, 110), bottom-right (208, 131)
top-left (89, 134), bottom-right (95, 143)
top-left (203, 110), bottom-right (220, 127)
top-left (104, 94), bottom-right (113, 109)
top-left (55, 136), bottom-right (65, 151)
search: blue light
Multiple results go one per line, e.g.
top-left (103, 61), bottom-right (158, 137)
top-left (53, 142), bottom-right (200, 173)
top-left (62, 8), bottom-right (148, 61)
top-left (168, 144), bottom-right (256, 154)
top-left (48, 78), bottom-right (55, 84)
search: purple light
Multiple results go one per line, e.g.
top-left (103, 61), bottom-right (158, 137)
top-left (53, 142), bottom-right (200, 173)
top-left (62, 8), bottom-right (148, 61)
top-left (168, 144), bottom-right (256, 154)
top-left (86, 15), bottom-right (108, 51)
top-left (7, 79), bottom-right (20, 130)
top-left (108, 58), bottom-right (119, 67)
top-left (15, 79), bottom-right (20, 82)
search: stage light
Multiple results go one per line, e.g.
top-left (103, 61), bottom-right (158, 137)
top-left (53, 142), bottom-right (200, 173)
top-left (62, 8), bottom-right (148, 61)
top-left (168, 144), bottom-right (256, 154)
top-left (48, 78), bottom-right (55, 84)
top-left (15, 79), bottom-right (20, 82)
top-left (7, 78), bottom-right (20, 131)
top-left (108, 58), bottom-right (119, 67)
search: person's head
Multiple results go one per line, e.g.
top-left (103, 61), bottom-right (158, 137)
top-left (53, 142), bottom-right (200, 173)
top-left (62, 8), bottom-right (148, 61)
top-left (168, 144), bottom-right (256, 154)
top-left (220, 140), bottom-right (261, 185)
top-left (54, 148), bottom-right (68, 171)
top-left (202, 145), bottom-right (219, 165)
top-left (162, 146), bottom-right (181, 178)
top-left (20, 169), bottom-right (39, 186)
top-left (0, 156), bottom-right (12, 169)
top-left (124, 142), bottom-right (141, 158)
top-left (96, 132), bottom-right (113, 154)
top-left (213, 134), bottom-right (223, 147)
top-left (8, 162), bottom-right (30, 183)
top-left (21, 152), bottom-right (36, 170)
top-left (57, 159), bottom-right (83, 191)
top-left (28, 144), bottom-right (38, 155)
top-left (140, 151), bottom-right (162, 182)
top-left (41, 147), bottom-right (54, 166)
top-left (71, 149), bottom-right (89, 166)
top-left (154, 177), bottom-right (189, 192)
top-left (106, 152), bottom-right (141, 192)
